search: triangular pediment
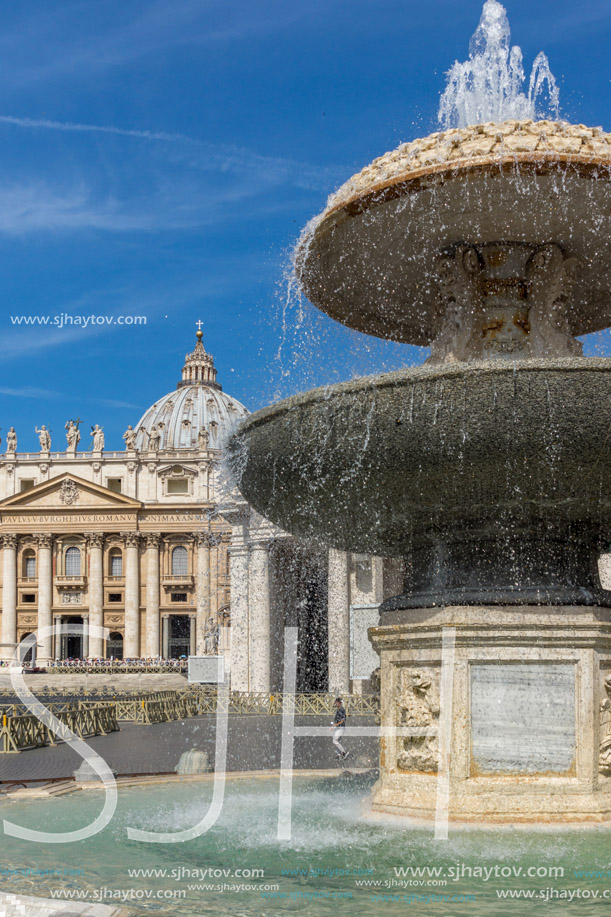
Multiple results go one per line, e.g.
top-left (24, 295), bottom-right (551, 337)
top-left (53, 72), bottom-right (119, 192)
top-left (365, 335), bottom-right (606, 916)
top-left (0, 473), bottom-right (141, 510)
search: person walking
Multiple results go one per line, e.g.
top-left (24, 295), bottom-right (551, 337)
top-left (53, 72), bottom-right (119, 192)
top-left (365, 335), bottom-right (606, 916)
top-left (330, 697), bottom-right (349, 760)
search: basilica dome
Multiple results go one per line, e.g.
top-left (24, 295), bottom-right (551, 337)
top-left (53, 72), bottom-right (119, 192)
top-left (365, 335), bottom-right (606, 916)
top-left (133, 329), bottom-right (249, 452)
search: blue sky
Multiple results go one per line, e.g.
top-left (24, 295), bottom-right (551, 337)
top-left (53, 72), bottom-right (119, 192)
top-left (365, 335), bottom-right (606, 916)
top-left (0, 0), bottom-right (610, 451)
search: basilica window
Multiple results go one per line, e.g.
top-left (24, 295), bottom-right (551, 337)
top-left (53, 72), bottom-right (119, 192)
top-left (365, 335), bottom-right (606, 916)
top-left (167, 478), bottom-right (189, 494)
top-left (65, 546), bottom-right (81, 576)
top-left (20, 479), bottom-right (35, 492)
top-left (171, 545), bottom-right (188, 575)
top-left (107, 478), bottom-right (123, 493)
top-left (23, 551), bottom-right (36, 578)
top-left (171, 592), bottom-right (188, 603)
top-left (109, 549), bottom-right (123, 577)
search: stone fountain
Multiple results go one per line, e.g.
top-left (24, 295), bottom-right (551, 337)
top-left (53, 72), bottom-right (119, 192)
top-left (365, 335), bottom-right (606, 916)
top-left (228, 5), bottom-right (611, 823)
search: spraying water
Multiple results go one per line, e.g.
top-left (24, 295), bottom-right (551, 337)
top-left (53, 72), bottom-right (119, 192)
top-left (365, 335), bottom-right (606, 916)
top-left (438, 0), bottom-right (559, 129)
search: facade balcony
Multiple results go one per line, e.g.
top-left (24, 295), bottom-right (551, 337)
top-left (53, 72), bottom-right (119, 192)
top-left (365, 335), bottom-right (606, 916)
top-left (55, 574), bottom-right (87, 590)
top-left (162, 574), bottom-right (194, 588)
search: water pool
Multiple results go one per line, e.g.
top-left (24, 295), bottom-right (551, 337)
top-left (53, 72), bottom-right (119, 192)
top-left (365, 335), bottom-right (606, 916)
top-left (0, 773), bottom-right (609, 916)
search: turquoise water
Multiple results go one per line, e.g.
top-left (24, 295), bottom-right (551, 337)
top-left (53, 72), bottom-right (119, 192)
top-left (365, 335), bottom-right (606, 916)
top-left (0, 774), bottom-right (609, 916)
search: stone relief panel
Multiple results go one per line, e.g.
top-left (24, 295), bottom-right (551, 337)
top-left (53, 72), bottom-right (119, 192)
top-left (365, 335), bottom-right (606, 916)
top-left (396, 667), bottom-right (440, 773)
top-left (600, 671), bottom-right (611, 776)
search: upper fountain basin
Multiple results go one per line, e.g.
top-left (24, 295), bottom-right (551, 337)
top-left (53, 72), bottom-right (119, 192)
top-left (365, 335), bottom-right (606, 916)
top-left (296, 120), bottom-right (611, 345)
top-left (227, 357), bottom-right (611, 557)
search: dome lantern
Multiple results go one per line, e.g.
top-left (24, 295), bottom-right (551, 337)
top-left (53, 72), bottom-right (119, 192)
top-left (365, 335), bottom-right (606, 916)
top-left (133, 325), bottom-right (248, 452)
top-left (178, 323), bottom-right (220, 390)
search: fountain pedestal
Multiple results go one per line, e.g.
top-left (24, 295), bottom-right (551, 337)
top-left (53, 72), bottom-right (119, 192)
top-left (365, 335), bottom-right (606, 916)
top-left (229, 116), bottom-right (611, 825)
top-left (370, 605), bottom-right (611, 823)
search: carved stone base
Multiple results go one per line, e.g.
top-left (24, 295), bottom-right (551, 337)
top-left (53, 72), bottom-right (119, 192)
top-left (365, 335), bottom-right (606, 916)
top-left (369, 605), bottom-right (611, 823)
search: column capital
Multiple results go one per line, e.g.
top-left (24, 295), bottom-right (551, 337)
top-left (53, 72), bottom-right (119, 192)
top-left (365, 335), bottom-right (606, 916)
top-left (144, 532), bottom-right (161, 548)
top-left (1, 533), bottom-right (18, 550)
top-left (121, 531), bottom-right (141, 547)
top-left (228, 543), bottom-right (250, 558)
top-left (251, 538), bottom-right (273, 552)
top-left (84, 531), bottom-right (105, 549)
top-left (192, 531), bottom-right (222, 547)
top-left (32, 532), bottom-right (54, 548)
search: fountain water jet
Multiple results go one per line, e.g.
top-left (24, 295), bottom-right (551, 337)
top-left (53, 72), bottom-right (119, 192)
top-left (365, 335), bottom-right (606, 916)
top-left (227, 2), bottom-right (611, 823)
top-left (439, 0), bottom-right (559, 129)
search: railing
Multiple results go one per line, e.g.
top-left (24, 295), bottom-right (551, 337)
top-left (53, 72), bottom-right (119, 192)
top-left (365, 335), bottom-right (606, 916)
top-left (41, 664), bottom-right (188, 674)
top-left (0, 686), bottom-right (379, 714)
top-left (161, 574), bottom-right (194, 586)
top-left (112, 689), bottom-right (379, 720)
top-left (55, 575), bottom-right (87, 586)
top-left (0, 704), bottom-right (118, 753)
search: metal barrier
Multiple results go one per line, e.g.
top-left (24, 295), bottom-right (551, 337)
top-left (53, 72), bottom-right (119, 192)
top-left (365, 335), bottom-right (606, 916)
top-left (0, 704), bottom-right (119, 754)
top-left (0, 689), bottom-right (379, 752)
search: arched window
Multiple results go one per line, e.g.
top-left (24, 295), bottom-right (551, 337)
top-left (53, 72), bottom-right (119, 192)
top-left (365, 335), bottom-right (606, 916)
top-left (23, 550), bottom-right (36, 578)
top-left (65, 546), bottom-right (81, 576)
top-left (171, 545), bottom-right (188, 575)
top-left (109, 549), bottom-right (123, 577)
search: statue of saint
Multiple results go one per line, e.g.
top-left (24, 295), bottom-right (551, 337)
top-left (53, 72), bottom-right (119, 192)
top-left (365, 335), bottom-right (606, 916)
top-left (204, 616), bottom-right (219, 655)
top-left (91, 424), bottom-right (105, 452)
top-left (5, 427), bottom-right (17, 453)
top-left (35, 425), bottom-right (51, 451)
top-left (148, 425), bottom-right (161, 453)
top-left (123, 425), bottom-right (137, 450)
top-left (197, 427), bottom-right (209, 450)
top-left (65, 419), bottom-right (81, 455)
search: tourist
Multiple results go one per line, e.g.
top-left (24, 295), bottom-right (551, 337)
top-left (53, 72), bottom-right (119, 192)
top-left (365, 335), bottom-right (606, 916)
top-left (330, 697), bottom-right (349, 760)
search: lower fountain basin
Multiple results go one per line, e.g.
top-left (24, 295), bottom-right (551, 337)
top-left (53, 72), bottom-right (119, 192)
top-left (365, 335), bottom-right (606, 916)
top-left (228, 357), bottom-right (611, 606)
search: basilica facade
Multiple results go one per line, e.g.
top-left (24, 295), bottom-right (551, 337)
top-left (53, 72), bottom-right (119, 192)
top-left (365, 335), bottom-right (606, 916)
top-left (0, 329), bottom-right (403, 693)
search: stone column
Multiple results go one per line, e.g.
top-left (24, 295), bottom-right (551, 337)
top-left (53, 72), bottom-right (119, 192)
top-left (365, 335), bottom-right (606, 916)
top-left (82, 618), bottom-right (89, 658)
top-left (194, 532), bottom-right (211, 655)
top-left (189, 616), bottom-right (196, 655)
top-left (1, 534), bottom-right (17, 662)
top-left (229, 544), bottom-right (249, 690)
top-left (328, 548), bottom-right (351, 694)
top-left (33, 533), bottom-right (53, 664)
top-left (85, 533), bottom-right (104, 658)
top-left (162, 616), bottom-right (169, 658)
top-left (248, 541), bottom-right (271, 693)
top-left (144, 533), bottom-right (161, 657)
top-left (123, 532), bottom-right (141, 657)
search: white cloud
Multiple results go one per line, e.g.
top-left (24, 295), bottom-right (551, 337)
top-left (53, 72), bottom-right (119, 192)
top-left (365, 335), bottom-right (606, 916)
top-left (0, 1), bottom-right (321, 87)
top-left (0, 385), bottom-right (61, 399)
top-left (0, 115), bottom-right (344, 193)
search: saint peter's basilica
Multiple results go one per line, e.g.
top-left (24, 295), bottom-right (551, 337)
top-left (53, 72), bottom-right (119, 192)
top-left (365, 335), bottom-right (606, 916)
top-left (0, 329), bottom-right (402, 693)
